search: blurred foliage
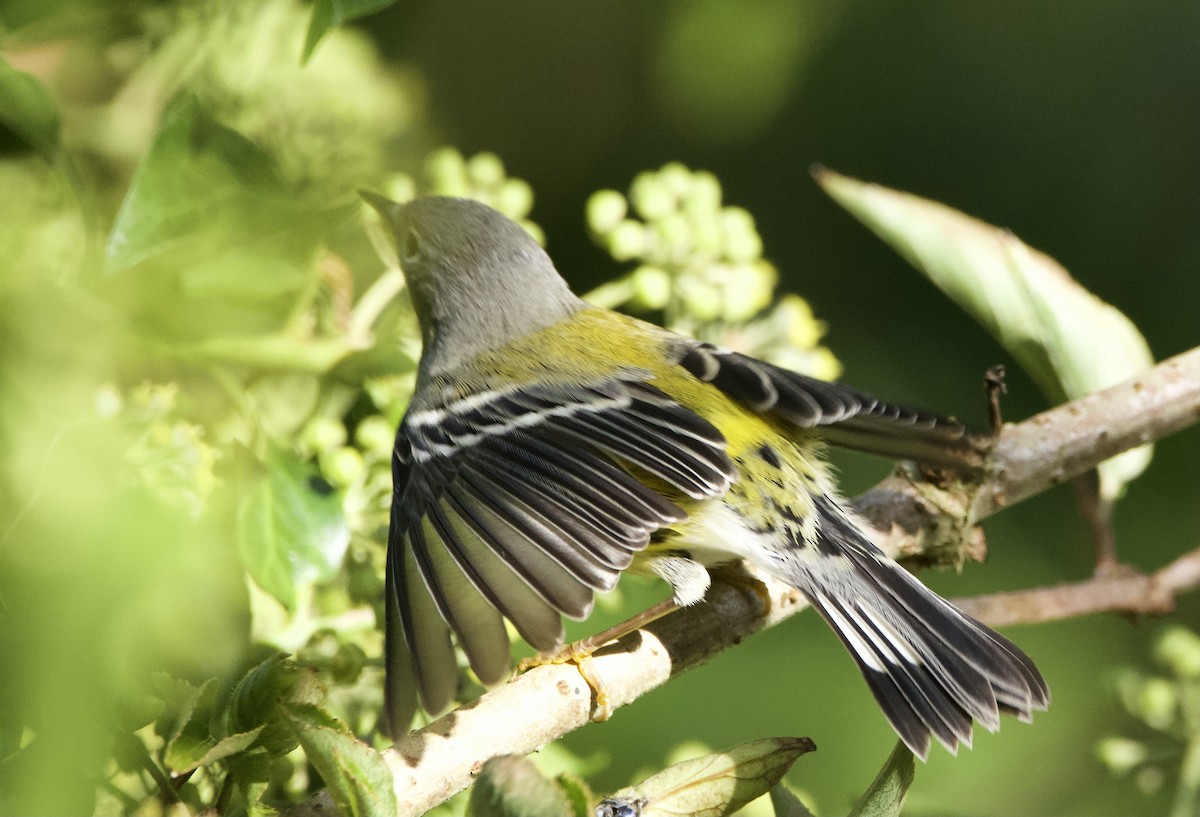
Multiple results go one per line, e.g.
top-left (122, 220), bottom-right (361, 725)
top-left (1, 1), bottom-right (1196, 816)
top-left (1097, 625), bottom-right (1200, 817)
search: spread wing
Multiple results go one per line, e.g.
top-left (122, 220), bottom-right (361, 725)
top-left (675, 342), bottom-right (977, 465)
top-left (383, 372), bottom-right (735, 737)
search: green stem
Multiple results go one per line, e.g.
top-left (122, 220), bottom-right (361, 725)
top-left (1170, 732), bottom-right (1200, 817)
top-left (349, 267), bottom-right (406, 339)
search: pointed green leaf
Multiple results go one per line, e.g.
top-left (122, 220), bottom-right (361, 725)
top-left (159, 678), bottom-right (218, 774)
top-left (0, 57), bottom-right (60, 156)
top-left (236, 446), bottom-right (349, 609)
top-left (303, 0), bottom-right (395, 62)
top-left (556, 772), bottom-right (597, 817)
top-left (228, 655), bottom-right (325, 757)
top-left (768, 783), bottom-right (816, 817)
top-left (166, 725), bottom-right (266, 775)
top-left (600, 737), bottom-right (816, 817)
top-left (816, 168), bottom-right (1154, 499)
top-left (467, 755), bottom-right (573, 817)
top-left (847, 741), bottom-right (915, 817)
top-left (284, 704), bottom-right (397, 817)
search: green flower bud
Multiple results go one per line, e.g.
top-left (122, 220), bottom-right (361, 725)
top-left (678, 279), bottom-right (722, 322)
top-left (658, 162), bottom-right (693, 199)
top-left (301, 417), bottom-right (347, 454)
top-left (323, 446), bottom-right (363, 487)
top-left (1136, 677), bottom-right (1177, 729)
top-left (518, 219), bottom-right (545, 247)
top-left (608, 219), bottom-right (647, 261)
top-left (382, 173), bottom-right (416, 204)
top-left (587, 189), bottom-right (629, 235)
top-left (354, 415), bottom-right (395, 456)
top-left (630, 266), bottom-right (672, 310)
top-left (1095, 737), bottom-right (1148, 775)
top-left (630, 172), bottom-right (675, 221)
top-left (496, 178), bottom-right (534, 219)
top-left (466, 151), bottom-right (506, 189)
top-left (425, 147), bottom-right (468, 196)
top-left (1154, 626), bottom-right (1200, 678)
top-left (653, 212), bottom-right (692, 260)
top-left (331, 642), bottom-right (367, 685)
top-left (721, 263), bottom-right (774, 322)
top-left (721, 206), bottom-right (763, 262)
top-left (686, 170), bottom-right (723, 213)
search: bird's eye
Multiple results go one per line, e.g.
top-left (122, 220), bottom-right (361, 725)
top-left (401, 228), bottom-right (422, 264)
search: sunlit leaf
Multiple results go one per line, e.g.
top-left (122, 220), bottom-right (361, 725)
top-left (768, 783), bottom-right (816, 817)
top-left (0, 57), bottom-right (60, 156)
top-left (158, 677), bottom-right (217, 774)
top-left (303, 0), bottom-right (395, 62)
top-left (847, 741), bottom-right (915, 817)
top-left (467, 755), bottom-right (574, 817)
top-left (236, 446), bottom-right (349, 609)
top-left (167, 725), bottom-right (265, 775)
top-left (816, 167), bottom-right (1154, 499)
top-left (285, 703), bottom-right (397, 817)
top-left (599, 737), bottom-right (816, 817)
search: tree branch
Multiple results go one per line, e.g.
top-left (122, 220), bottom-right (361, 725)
top-left (362, 345), bottom-right (1200, 817)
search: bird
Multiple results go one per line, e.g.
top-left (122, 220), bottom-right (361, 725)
top-left (364, 193), bottom-right (1048, 759)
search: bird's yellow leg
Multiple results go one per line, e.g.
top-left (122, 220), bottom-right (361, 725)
top-left (517, 598), bottom-right (679, 720)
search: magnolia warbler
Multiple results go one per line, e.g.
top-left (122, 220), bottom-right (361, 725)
top-left (365, 194), bottom-right (1048, 759)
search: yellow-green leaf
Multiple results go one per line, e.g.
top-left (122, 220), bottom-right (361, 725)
top-left (816, 167), bottom-right (1154, 499)
top-left (599, 737), bottom-right (816, 817)
top-left (847, 741), bottom-right (915, 817)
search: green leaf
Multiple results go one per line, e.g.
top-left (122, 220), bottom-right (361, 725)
top-left (847, 741), bottom-right (915, 817)
top-left (768, 783), bottom-right (816, 817)
top-left (815, 167), bottom-right (1154, 500)
top-left (556, 772), bottom-right (596, 817)
top-left (167, 725), bottom-right (266, 775)
top-left (600, 737), bottom-right (817, 817)
top-left (158, 677), bottom-right (218, 774)
top-left (0, 57), bottom-right (60, 156)
top-left (236, 446), bottom-right (349, 609)
top-left (467, 755), bottom-right (574, 817)
top-left (284, 703), bottom-right (397, 817)
top-left (303, 0), bottom-right (395, 62)
top-left (228, 655), bottom-right (326, 757)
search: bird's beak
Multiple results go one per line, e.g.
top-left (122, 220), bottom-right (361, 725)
top-left (359, 190), bottom-right (402, 222)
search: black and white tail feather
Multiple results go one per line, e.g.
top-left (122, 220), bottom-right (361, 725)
top-left (795, 497), bottom-right (1048, 759)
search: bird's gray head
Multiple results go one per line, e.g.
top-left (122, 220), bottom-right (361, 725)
top-left (364, 194), bottom-right (583, 376)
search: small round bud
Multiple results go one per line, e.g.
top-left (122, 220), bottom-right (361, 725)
top-left (382, 173), bottom-right (416, 204)
top-left (331, 643), bottom-right (367, 685)
top-left (1154, 626), bottom-right (1200, 678)
top-left (425, 147), bottom-right (468, 196)
top-left (721, 263), bottom-right (774, 322)
top-left (721, 206), bottom-right (763, 262)
top-left (587, 190), bottom-right (628, 235)
top-left (354, 415), bottom-right (394, 456)
top-left (678, 279), bottom-right (722, 322)
top-left (1095, 737), bottom-right (1148, 775)
top-left (323, 446), bottom-right (363, 487)
top-left (687, 170), bottom-right (722, 212)
top-left (630, 172), bottom-right (674, 221)
top-left (1136, 677), bottom-right (1177, 729)
top-left (630, 265), bottom-right (671, 310)
top-left (607, 219), bottom-right (647, 261)
top-left (653, 212), bottom-right (691, 260)
top-left (466, 151), bottom-right (506, 189)
top-left (495, 178), bottom-right (534, 219)
top-left (301, 417), bottom-right (347, 454)
top-left (658, 162), bottom-right (693, 199)
top-left (518, 219), bottom-right (545, 246)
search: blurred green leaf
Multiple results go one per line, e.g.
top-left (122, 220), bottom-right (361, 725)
top-left (0, 57), bottom-right (60, 156)
top-left (816, 167), bottom-right (1155, 499)
top-left (556, 772), bottom-right (596, 817)
top-left (285, 703), bottom-right (397, 817)
top-left (847, 741), bottom-right (915, 817)
top-left (303, 0), bottom-right (395, 62)
top-left (467, 755), bottom-right (574, 817)
top-left (236, 446), bottom-right (349, 609)
top-left (600, 737), bottom-right (817, 817)
top-left (768, 783), bottom-right (816, 817)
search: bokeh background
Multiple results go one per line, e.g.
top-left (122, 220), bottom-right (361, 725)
top-left (2, 1), bottom-right (1198, 814)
